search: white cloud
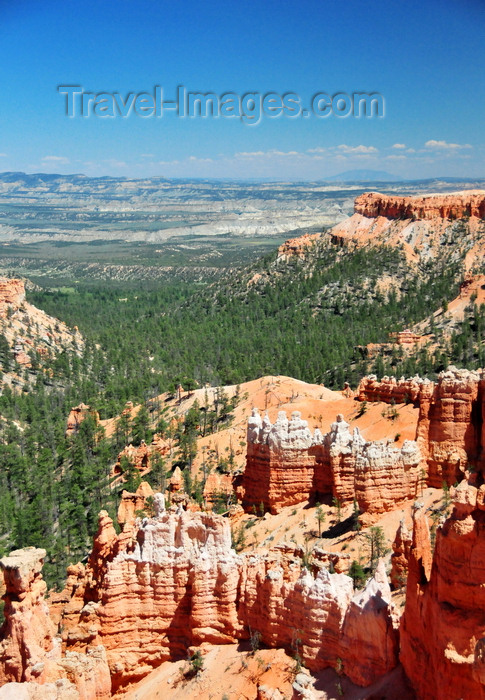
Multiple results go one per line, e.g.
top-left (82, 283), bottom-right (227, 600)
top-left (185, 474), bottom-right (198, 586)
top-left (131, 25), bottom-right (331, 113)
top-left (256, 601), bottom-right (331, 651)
top-left (42, 155), bottom-right (70, 164)
top-left (307, 147), bottom-right (327, 154)
top-left (0, 153), bottom-right (7, 157)
top-left (425, 140), bottom-right (471, 150)
top-left (337, 144), bottom-right (378, 154)
top-left (234, 151), bottom-right (267, 158)
top-left (392, 143), bottom-right (406, 149)
top-left (188, 156), bottom-right (213, 162)
top-left (386, 155), bottom-right (407, 161)
top-left (271, 150), bottom-right (301, 157)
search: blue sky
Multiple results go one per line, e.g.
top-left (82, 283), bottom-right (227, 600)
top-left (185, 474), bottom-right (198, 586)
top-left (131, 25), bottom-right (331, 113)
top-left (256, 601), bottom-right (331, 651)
top-left (1, 0), bottom-right (484, 180)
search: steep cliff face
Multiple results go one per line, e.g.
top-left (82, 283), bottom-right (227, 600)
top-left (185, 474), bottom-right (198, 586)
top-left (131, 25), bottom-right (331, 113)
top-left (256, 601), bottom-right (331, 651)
top-left (0, 548), bottom-right (111, 699)
top-left (243, 409), bottom-right (423, 520)
top-left (2, 504), bottom-right (398, 695)
top-left (357, 375), bottom-right (425, 405)
top-left (243, 409), bottom-right (318, 513)
top-left (400, 484), bottom-right (485, 700)
top-left (240, 555), bottom-right (398, 686)
top-left (330, 190), bottom-right (485, 268)
top-left (390, 519), bottom-right (412, 589)
top-left (60, 506), bottom-right (244, 692)
top-left (354, 190), bottom-right (485, 221)
top-left (0, 548), bottom-right (57, 685)
top-left (418, 367), bottom-right (482, 487)
top-left (359, 367), bottom-right (485, 489)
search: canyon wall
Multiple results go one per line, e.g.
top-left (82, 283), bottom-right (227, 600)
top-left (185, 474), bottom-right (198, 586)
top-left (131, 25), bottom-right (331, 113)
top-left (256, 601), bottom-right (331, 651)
top-left (359, 367), bottom-right (484, 488)
top-left (354, 190), bottom-right (485, 221)
top-left (400, 482), bottom-right (485, 699)
top-left (243, 367), bottom-right (485, 519)
top-left (243, 408), bottom-right (423, 520)
top-left (0, 547), bottom-right (111, 699)
top-left (0, 506), bottom-right (398, 696)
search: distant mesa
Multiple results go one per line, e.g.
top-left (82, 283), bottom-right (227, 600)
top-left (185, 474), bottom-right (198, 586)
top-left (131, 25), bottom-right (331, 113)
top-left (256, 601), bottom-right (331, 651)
top-left (354, 189), bottom-right (485, 220)
top-left (325, 169), bottom-right (403, 182)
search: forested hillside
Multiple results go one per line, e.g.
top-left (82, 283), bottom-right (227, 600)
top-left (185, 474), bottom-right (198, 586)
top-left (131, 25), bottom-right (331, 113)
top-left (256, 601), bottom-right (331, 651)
top-left (0, 222), bottom-right (482, 587)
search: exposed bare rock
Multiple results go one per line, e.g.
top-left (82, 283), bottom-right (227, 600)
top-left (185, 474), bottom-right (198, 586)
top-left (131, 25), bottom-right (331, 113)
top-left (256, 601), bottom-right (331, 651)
top-left (65, 404), bottom-right (99, 437)
top-left (243, 409), bottom-right (423, 520)
top-left (0, 277), bottom-right (83, 390)
top-left (117, 482), bottom-right (154, 525)
top-left (330, 190), bottom-right (485, 269)
top-left (419, 366), bottom-right (481, 487)
top-left (354, 440), bottom-right (422, 525)
top-left (400, 485), bottom-right (485, 699)
top-left (340, 560), bottom-right (399, 686)
top-left (0, 679), bottom-right (79, 699)
top-left (354, 190), bottom-right (485, 221)
top-left (277, 232), bottom-right (322, 261)
top-left (357, 374), bottom-right (425, 404)
top-left (59, 509), bottom-right (243, 692)
top-left (202, 472), bottom-right (234, 506)
top-left (0, 278), bottom-right (25, 316)
top-left (358, 367), bottom-right (485, 491)
top-left (390, 519), bottom-right (412, 589)
top-left (30, 508), bottom-right (398, 694)
top-left (169, 466), bottom-right (184, 492)
top-left (240, 551), bottom-right (397, 685)
top-left (0, 548), bottom-right (110, 699)
top-left (0, 548), bottom-right (58, 685)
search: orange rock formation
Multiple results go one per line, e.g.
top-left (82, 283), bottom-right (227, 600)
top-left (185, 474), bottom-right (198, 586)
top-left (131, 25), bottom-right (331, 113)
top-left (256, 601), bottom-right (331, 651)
top-left (65, 403), bottom-right (100, 437)
top-left (0, 505), bottom-right (397, 695)
top-left (0, 278), bottom-right (25, 316)
top-left (0, 547), bottom-right (111, 698)
top-left (400, 484), bottom-right (485, 699)
top-left (354, 190), bottom-right (485, 221)
top-left (117, 482), bottom-right (155, 524)
top-left (243, 409), bottom-right (423, 520)
top-left (277, 232), bottom-right (321, 261)
top-left (330, 189), bottom-right (485, 269)
top-left (359, 367), bottom-right (485, 488)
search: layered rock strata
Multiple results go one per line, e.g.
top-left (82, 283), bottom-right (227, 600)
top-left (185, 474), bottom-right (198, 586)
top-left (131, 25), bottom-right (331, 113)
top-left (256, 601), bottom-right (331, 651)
top-left (0, 548), bottom-right (110, 699)
top-left (329, 190), bottom-right (485, 268)
top-left (354, 190), bottom-right (485, 221)
top-left (400, 484), bottom-right (485, 699)
top-left (0, 278), bottom-right (25, 316)
top-left (359, 367), bottom-right (485, 487)
top-left (243, 409), bottom-right (422, 518)
top-left (8, 507), bottom-right (398, 695)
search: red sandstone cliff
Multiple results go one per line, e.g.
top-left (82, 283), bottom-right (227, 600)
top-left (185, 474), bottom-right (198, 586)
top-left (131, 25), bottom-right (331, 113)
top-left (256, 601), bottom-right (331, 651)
top-left (0, 547), bottom-right (110, 698)
top-left (354, 190), bottom-right (485, 221)
top-left (400, 483), bottom-right (485, 699)
top-left (359, 367), bottom-right (485, 489)
top-left (243, 408), bottom-right (423, 521)
top-left (329, 189), bottom-right (485, 268)
top-left (0, 504), bottom-right (398, 696)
